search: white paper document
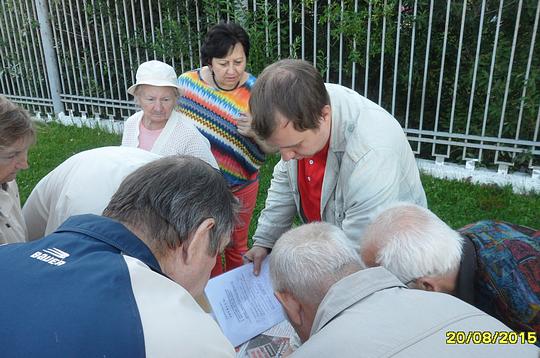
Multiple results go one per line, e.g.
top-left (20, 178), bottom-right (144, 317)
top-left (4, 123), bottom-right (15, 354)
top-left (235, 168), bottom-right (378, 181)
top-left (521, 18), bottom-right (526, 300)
top-left (205, 259), bottom-right (286, 347)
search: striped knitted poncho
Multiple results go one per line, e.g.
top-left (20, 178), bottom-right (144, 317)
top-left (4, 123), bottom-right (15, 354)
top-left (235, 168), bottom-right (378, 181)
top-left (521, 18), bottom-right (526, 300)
top-left (177, 69), bottom-right (265, 187)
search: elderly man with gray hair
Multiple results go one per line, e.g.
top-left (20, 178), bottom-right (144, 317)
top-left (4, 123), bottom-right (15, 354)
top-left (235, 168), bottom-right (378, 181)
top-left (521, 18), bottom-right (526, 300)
top-left (361, 203), bottom-right (540, 345)
top-left (0, 156), bottom-right (238, 357)
top-left (270, 222), bottom-right (538, 357)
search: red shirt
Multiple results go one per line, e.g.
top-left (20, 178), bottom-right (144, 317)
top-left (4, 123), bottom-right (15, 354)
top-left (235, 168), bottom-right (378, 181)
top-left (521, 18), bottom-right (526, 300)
top-left (297, 140), bottom-right (330, 222)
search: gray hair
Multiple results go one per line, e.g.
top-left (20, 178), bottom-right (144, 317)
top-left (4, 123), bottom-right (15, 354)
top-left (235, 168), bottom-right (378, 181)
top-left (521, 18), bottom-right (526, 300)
top-left (361, 203), bottom-right (464, 284)
top-left (103, 155), bottom-right (239, 257)
top-left (0, 95), bottom-right (35, 149)
top-left (269, 222), bottom-right (363, 305)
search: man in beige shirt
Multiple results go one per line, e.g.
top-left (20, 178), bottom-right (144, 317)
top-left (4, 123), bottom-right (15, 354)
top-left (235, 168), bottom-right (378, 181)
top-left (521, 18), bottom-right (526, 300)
top-left (0, 96), bottom-right (35, 244)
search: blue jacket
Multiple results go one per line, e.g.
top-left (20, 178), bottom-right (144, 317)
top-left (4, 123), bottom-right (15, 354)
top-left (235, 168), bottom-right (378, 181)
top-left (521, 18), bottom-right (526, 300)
top-left (0, 214), bottom-right (234, 357)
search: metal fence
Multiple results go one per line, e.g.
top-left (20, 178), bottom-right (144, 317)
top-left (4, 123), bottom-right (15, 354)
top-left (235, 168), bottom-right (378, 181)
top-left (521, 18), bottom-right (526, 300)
top-left (1, 0), bottom-right (539, 174)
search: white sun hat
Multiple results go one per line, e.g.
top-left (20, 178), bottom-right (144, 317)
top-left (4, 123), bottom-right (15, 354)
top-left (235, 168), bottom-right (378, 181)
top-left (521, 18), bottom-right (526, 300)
top-left (127, 60), bottom-right (181, 95)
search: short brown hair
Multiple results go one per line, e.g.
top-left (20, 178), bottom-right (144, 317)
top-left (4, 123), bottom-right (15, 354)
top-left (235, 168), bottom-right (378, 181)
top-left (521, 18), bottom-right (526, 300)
top-left (0, 96), bottom-right (35, 149)
top-left (249, 59), bottom-right (330, 139)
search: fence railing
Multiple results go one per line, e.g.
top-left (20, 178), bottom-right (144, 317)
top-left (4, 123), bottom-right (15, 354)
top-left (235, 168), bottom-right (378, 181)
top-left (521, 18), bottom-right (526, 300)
top-left (1, 0), bottom-right (539, 175)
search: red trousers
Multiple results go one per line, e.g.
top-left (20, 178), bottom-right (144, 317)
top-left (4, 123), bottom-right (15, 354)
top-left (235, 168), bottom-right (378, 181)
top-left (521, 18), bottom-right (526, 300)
top-left (211, 179), bottom-right (259, 277)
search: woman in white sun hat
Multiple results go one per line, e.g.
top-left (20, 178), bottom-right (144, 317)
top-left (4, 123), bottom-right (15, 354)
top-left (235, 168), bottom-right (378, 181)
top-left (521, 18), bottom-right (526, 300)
top-left (122, 60), bottom-right (218, 168)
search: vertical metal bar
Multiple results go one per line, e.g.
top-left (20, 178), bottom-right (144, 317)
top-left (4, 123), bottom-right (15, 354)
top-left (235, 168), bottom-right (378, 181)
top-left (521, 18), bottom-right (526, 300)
top-left (0, 5), bottom-right (9, 94)
top-left (378, 0), bottom-right (387, 105)
top-left (364, 1), bottom-right (372, 96)
top-left (495, 0), bottom-right (522, 164)
top-left (418, 1), bottom-right (434, 151)
top-left (107, 0), bottom-right (122, 111)
top-left (75, 0), bottom-right (93, 100)
top-left (277, 0), bottom-right (281, 58)
top-left (516, 0), bottom-right (540, 154)
top-left (15, 1), bottom-right (38, 112)
top-left (391, 0), bottom-right (402, 116)
top-left (8, 1), bottom-right (28, 97)
top-left (185, 0), bottom-right (194, 69)
top-left (170, 6), bottom-right (176, 70)
top-left (432, 0), bottom-right (451, 157)
top-left (91, 0), bottom-right (106, 97)
top-left (58, 0), bottom-right (75, 103)
top-left (325, 0), bottom-right (331, 82)
top-left (35, 0), bottom-right (64, 114)
top-left (531, 103), bottom-right (540, 168)
top-left (158, 0), bottom-right (165, 62)
top-left (3, 1), bottom-right (26, 98)
top-left (99, 2), bottom-right (114, 101)
top-left (265, 0), bottom-right (270, 58)
top-left (404, 0), bottom-right (418, 130)
top-left (14, 1), bottom-right (38, 106)
top-left (448, 0), bottom-right (468, 142)
top-left (338, 0), bottom-right (344, 85)
top-left (479, 0), bottom-right (504, 162)
top-left (130, 0), bottom-right (141, 66)
top-left (116, 0), bottom-right (131, 101)
top-left (313, 0), bottom-right (317, 67)
top-left (66, 0), bottom-right (83, 112)
top-left (195, 0), bottom-right (202, 67)
top-left (140, 1), bottom-right (149, 61)
top-left (0, 3), bottom-right (14, 96)
top-left (301, 0), bottom-right (305, 60)
top-left (176, 5), bottom-right (185, 73)
top-left (289, 0), bottom-right (293, 57)
top-left (85, 1), bottom-right (100, 98)
top-left (149, 0), bottom-right (156, 59)
top-left (25, 0), bottom-right (47, 102)
top-left (351, 0), bottom-right (359, 91)
top-left (463, 0), bottom-right (486, 161)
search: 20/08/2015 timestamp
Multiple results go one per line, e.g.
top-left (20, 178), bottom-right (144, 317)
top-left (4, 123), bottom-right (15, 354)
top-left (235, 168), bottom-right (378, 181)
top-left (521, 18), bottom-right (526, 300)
top-left (446, 331), bottom-right (537, 345)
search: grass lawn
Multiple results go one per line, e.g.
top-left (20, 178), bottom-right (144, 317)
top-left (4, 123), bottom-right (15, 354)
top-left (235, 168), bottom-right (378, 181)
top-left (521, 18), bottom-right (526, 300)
top-left (18, 122), bottom-right (540, 238)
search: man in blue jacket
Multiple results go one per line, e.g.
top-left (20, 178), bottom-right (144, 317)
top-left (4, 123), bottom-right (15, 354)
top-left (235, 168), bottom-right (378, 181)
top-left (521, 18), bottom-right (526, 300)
top-left (0, 155), bottom-right (238, 357)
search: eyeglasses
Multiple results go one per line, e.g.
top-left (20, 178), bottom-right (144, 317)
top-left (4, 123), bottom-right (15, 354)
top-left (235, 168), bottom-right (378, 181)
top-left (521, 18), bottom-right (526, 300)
top-left (403, 278), bottom-right (418, 287)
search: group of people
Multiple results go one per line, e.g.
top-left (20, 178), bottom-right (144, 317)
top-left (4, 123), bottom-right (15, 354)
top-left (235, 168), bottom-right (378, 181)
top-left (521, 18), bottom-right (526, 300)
top-left (0, 21), bottom-right (538, 357)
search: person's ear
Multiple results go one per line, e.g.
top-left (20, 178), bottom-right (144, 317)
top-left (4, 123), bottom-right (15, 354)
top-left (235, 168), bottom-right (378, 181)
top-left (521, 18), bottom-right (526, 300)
top-left (320, 104), bottom-right (331, 123)
top-left (182, 218), bottom-right (215, 264)
top-left (275, 291), bottom-right (303, 326)
top-left (416, 277), bottom-right (437, 292)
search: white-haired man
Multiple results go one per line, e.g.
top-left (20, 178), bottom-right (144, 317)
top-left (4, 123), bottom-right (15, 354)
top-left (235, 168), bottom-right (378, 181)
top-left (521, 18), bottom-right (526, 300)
top-left (270, 222), bottom-right (538, 357)
top-left (360, 203), bottom-right (540, 344)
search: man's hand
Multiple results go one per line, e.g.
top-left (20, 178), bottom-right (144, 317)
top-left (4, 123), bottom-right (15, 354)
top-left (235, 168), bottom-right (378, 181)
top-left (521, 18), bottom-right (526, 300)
top-left (243, 246), bottom-right (270, 276)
